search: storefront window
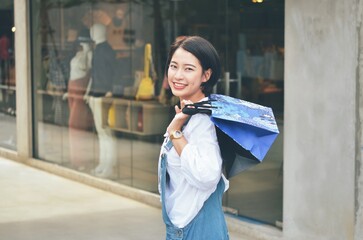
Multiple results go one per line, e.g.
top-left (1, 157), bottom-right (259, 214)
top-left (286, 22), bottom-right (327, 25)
top-left (31, 0), bottom-right (168, 193)
top-left (0, 2), bottom-right (16, 150)
top-left (224, 0), bottom-right (284, 226)
top-left (31, 0), bottom-right (283, 226)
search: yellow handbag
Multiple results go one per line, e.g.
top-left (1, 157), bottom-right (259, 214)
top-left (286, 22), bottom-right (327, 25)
top-left (108, 103), bottom-right (116, 128)
top-left (136, 43), bottom-right (155, 100)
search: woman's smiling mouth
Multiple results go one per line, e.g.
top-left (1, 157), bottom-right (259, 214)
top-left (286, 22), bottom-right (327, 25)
top-left (172, 82), bottom-right (187, 89)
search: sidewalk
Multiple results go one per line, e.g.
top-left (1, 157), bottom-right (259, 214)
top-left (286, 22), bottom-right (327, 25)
top-left (0, 157), bottom-right (249, 240)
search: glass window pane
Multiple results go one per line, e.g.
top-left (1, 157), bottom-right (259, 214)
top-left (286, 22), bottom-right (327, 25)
top-left (30, 1), bottom-right (169, 193)
top-left (226, 0), bottom-right (284, 226)
top-left (0, 3), bottom-right (16, 150)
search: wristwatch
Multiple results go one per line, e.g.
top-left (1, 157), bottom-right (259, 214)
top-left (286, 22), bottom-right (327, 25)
top-left (169, 130), bottom-right (183, 140)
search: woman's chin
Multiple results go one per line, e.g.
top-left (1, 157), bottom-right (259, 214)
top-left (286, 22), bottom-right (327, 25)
top-left (171, 89), bottom-right (184, 97)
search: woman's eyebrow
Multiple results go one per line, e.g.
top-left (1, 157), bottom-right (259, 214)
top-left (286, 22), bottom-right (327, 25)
top-left (184, 63), bottom-right (197, 68)
top-left (170, 60), bottom-right (197, 68)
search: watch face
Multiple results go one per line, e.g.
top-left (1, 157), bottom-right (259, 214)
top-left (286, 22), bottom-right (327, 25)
top-left (171, 130), bottom-right (183, 139)
top-left (174, 130), bottom-right (182, 138)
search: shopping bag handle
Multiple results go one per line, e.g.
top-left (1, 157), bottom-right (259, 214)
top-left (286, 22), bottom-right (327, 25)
top-left (182, 100), bottom-right (216, 115)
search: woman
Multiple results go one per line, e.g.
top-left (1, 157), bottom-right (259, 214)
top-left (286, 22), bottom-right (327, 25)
top-left (159, 36), bottom-right (229, 239)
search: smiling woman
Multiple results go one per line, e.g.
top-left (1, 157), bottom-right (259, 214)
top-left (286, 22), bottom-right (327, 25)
top-left (159, 36), bottom-right (230, 239)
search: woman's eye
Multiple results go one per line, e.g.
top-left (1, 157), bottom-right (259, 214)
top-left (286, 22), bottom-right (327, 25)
top-left (185, 67), bottom-right (193, 71)
top-left (169, 64), bottom-right (177, 69)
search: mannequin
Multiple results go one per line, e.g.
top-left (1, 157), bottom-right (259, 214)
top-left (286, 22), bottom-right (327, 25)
top-left (65, 38), bottom-right (94, 170)
top-left (68, 42), bottom-right (92, 130)
top-left (69, 43), bottom-right (92, 80)
top-left (86, 23), bottom-right (117, 178)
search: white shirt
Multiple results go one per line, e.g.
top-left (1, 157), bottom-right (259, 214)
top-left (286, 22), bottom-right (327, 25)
top-left (159, 107), bottom-right (229, 228)
top-left (69, 49), bottom-right (92, 80)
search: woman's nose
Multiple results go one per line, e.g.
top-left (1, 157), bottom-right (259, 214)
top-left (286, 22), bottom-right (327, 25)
top-left (174, 68), bottom-right (183, 79)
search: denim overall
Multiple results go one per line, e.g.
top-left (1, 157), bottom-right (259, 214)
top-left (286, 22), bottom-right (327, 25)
top-left (159, 139), bottom-right (229, 240)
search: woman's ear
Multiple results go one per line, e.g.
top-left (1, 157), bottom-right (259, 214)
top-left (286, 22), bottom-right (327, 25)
top-left (202, 68), bottom-right (212, 82)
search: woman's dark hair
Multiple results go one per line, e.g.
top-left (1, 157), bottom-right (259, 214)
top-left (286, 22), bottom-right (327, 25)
top-left (164, 36), bottom-right (221, 96)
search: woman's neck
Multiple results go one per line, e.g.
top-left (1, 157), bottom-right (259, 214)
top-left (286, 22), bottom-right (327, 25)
top-left (180, 94), bottom-right (206, 103)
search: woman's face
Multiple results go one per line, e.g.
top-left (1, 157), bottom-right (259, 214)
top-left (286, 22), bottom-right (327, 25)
top-left (168, 48), bottom-right (210, 102)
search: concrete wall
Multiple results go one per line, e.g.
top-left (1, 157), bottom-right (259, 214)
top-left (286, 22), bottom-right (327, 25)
top-left (284, 1), bottom-right (359, 239)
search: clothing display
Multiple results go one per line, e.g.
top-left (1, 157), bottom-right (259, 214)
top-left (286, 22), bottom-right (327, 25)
top-left (0, 35), bottom-right (10, 84)
top-left (61, 41), bottom-right (79, 85)
top-left (47, 49), bottom-right (67, 126)
top-left (113, 54), bottom-right (132, 97)
top-left (48, 50), bottom-right (67, 90)
top-left (87, 24), bottom-right (118, 178)
top-left (67, 75), bottom-right (93, 130)
top-left (67, 44), bottom-right (93, 130)
top-left (89, 41), bottom-right (116, 97)
top-left (0, 35), bottom-right (10, 60)
top-left (67, 40), bottom-right (93, 168)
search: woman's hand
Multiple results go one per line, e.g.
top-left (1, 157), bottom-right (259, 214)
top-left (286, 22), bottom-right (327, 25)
top-left (167, 99), bottom-right (192, 133)
top-left (166, 100), bottom-right (192, 156)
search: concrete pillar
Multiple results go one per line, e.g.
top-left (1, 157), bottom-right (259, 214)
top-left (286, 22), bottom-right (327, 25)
top-left (14, 0), bottom-right (32, 158)
top-left (284, 1), bottom-right (358, 239)
top-left (355, 2), bottom-right (363, 239)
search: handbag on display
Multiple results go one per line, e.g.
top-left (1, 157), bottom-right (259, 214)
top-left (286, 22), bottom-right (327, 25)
top-left (108, 103), bottom-right (116, 128)
top-left (136, 43), bottom-right (155, 100)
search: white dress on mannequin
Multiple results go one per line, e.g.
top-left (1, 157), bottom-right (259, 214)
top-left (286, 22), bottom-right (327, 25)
top-left (67, 42), bottom-right (94, 169)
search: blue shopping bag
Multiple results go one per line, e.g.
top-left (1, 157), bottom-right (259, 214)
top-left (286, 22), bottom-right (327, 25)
top-left (183, 94), bottom-right (279, 178)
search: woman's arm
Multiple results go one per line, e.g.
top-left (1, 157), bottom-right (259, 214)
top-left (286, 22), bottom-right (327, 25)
top-left (180, 114), bottom-right (223, 190)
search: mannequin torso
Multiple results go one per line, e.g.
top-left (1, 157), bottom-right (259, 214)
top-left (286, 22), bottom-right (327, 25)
top-left (70, 43), bottom-right (92, 80)
top-left (89, 24), bottom-right (116, 97)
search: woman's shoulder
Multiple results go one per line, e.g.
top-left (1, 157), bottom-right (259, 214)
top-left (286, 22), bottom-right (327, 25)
top-left (189, 112), bottom-right (211, 121)
top-left (186, 113), bottom-right (213, 130)
top-left (184, 113), bottom-right (217, 141)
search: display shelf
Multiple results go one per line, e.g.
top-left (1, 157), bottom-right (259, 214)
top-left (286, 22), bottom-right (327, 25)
top-left (36, 89), bottom-right (69, 125)
top-left (0, 84), bottom-right (16, 91)
top-left (102, 97), bottom-right (170, 136)
top-left (37, 89), bottom-right (64, 96)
